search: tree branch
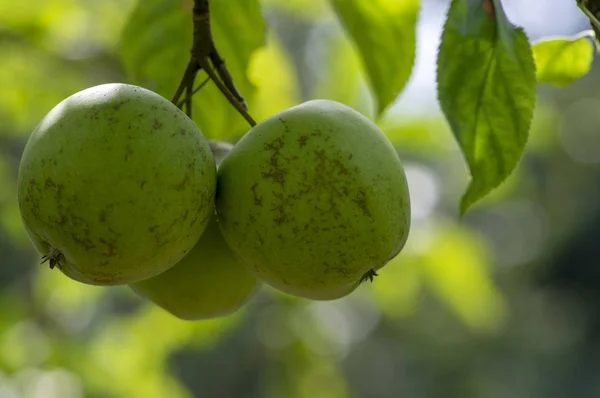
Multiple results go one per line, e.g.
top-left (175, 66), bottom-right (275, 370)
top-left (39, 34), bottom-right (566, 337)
top-left (171, 0), bottom-right (256, 126)
top-left (577, 0), bottom-right (600, 46)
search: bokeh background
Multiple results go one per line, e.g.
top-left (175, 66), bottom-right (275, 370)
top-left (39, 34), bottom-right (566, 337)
top-left (1, 0), bottom-right (598, 397)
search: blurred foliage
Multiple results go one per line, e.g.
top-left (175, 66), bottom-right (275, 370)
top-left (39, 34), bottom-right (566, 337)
top-left (1, 0), bottom-right (600, 397)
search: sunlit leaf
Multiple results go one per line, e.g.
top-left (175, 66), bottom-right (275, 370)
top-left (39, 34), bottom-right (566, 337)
top-left (119, 0), bottom-right (265, 140)
top-left (330, 0), bottom-right (419, 116)
top-left (533, 31), bottom-right (595, 86)
top-left (312, 31), bottom-right (374, 119)
top-left (436, 0), bottom-right (536, 215)
top-left (249, 35), bottom-right (300, 122)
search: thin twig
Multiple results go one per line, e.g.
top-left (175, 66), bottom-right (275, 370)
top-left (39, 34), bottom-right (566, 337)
top-left (177, 76), bottom-right (211, 108)
top-left (209, 50), bottom-right (248, 110)
top-left (197, 57), bottom-right (256, 126)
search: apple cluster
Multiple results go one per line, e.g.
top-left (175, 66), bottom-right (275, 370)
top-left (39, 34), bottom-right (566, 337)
top-left (17, 83), bottom-right (411, 320)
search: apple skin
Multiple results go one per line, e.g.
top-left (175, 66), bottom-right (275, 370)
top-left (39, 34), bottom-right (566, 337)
top-left (215, 100), bottom-right (411, 300)
top-left (17, 83), bottom-right (217, 285)
top-left (130, 141), bottom-right (260, 320)
top-left (130, 215), bottom-right (260, 320)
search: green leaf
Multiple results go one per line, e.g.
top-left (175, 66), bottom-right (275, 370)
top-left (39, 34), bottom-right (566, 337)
top-left (119, 0), bottom-right (265, 140)
top-left (330, 0), bottom-right (419, 116)
top-left (312, 31), bottom-right (375, 119)
top-left (436, 0), bottom-right (536, 215)
top-left (532, 31), bottom-right (595, 86)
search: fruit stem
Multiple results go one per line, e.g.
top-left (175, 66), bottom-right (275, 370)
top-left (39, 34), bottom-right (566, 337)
top-left (171, 0), bottom-right (257, 127)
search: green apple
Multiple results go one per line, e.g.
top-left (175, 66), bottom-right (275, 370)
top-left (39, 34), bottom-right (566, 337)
top-left (17, 83), bottom-right (217, 285)
top-left (216, 100), bottom-right (411, 300)
top-left (130, 216), bottom-right (260, 320)
top-left (130, 141), bottom-right (260, 320)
